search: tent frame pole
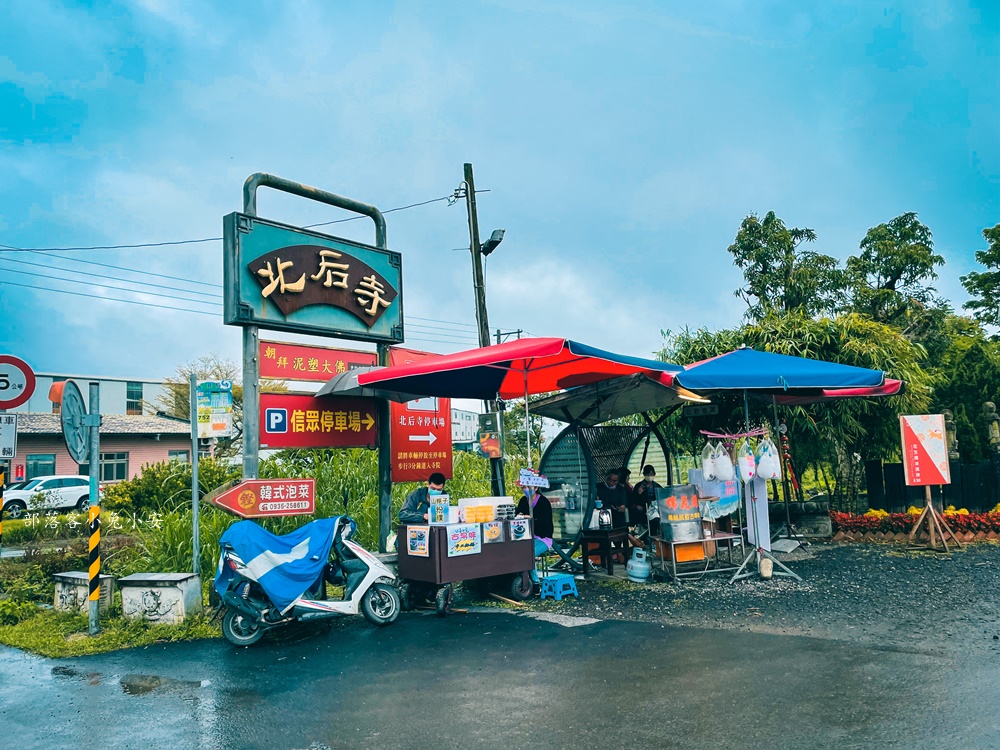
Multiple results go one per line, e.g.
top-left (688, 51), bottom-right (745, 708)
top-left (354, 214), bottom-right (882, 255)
top-left (729, 390), bottom-right (801, 584)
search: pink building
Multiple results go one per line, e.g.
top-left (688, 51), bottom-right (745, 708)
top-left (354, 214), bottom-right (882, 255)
top-left (12, 413), bottom-right (191, 483)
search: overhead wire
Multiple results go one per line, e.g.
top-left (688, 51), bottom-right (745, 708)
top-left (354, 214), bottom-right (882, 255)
top-left (0, 280), bottom-right (219, 316)
top-left (27, 249), bottom-right (222, 289)
top-left (0, 266), bottom-right (221, 307)
top-left (0, 256), bottom-right (224, 299)
top-left (0, 190), bottom-right (471, 253)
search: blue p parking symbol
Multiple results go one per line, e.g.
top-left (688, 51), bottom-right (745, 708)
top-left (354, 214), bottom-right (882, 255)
top-left (266, 408), bottom-right (288, 433)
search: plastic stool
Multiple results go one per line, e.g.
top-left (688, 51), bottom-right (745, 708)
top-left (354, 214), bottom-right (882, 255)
top-left (539, 573), bottom-right (579, 601)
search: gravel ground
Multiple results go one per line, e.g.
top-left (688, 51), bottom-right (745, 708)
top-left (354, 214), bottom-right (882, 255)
top-left (460, 541), bottom-right (1000, 657)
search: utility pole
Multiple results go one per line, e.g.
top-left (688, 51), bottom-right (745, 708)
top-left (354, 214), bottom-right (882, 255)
top-left (464, 162), bottom-right (505, 497)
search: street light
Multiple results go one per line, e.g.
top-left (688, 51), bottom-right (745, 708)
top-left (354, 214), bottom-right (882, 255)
top-left (481, 229), bottom-right (505, 257)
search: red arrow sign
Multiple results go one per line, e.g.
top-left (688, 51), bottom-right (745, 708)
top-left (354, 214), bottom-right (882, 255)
top-left (210, 479), bottom-right (316, 518)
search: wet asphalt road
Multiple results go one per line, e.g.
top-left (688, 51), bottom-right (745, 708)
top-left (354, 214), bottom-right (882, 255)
top-left (2, 610), bottom-right (999, 750)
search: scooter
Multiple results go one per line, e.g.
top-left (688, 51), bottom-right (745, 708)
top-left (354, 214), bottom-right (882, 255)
top-left (215, 515), bottom-right (400, 646)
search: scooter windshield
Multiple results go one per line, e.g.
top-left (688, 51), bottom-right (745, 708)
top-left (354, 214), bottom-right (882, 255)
top-left (215, 517), bottom-right (342, 613)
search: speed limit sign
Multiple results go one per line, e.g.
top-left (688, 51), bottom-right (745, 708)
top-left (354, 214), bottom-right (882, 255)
top-left (0, 355), bottom-right (36, 409)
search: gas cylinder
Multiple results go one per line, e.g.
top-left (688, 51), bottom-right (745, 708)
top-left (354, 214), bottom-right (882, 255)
top-left (626, 549), bottom-right (651, 583)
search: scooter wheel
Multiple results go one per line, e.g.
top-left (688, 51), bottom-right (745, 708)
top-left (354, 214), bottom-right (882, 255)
top-left (222, 608), bottom-right (264, 647)
top-left (510, 572), bottom-right (534, 601)
top-left (362, 583), bottom-right (401, 626)
top-left (435, 585), bottom-right (452, 617)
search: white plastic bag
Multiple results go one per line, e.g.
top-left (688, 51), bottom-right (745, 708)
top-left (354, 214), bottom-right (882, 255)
top-left (701, 443), bottom-right (717, 481)
top-left (713, 443), bottom-right (736, 481)
top-left (737, 439), bottom-right (756, 481)
top-left (755, 437), bottom-right (782, 480)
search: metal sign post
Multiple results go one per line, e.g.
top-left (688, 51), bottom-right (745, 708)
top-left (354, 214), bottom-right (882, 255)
top-left (85, 383), bottom-right (101, 636)
top-left (190, 374), bottom-right (200, 576)
top-left (227, 173), bottom-right (396, 552)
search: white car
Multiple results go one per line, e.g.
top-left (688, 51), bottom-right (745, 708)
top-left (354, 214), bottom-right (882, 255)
top-left (2, 475), bottom-right (97, 519)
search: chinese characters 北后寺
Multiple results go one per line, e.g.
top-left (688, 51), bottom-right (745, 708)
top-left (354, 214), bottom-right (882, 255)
top-left (354, 275), bottom-right (391, 317)
top-left (310, 249), bottom-right (350, 289)
top-left (258, 257), bottom-right (306, 297)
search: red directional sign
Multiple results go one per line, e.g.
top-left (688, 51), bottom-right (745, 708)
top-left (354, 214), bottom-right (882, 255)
top-left (210, 479), bottom-right (316, 518)
top-left (0, 355), bottom-right (36, 410)
top-left (260, 392), bottom-right (378, 449)
top-left (389, 348), bottom-right (452, 482)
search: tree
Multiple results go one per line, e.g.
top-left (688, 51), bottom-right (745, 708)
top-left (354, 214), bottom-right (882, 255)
top-left (727, 212), bottom-right (844, 321)
top-left (844, 212), bottom-right (944, 327)
top-left (501, 399), bottom-right (546, 465)
top-left (960, 224), bottom-right (1000, 328)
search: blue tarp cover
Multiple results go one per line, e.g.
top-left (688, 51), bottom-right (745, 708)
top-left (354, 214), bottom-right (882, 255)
top-left (674, 348), bottom-right (885, 391)
top-left (214, 518), bottom-right (341, 613)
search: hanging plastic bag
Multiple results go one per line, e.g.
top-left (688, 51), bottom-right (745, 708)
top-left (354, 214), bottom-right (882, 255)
top-left (713, 443), bottom-right (736, 481)
top-left (737, 439), bottom-right (756, 481)
top-left (701, 443), bottom-right (717, 481)
top-left (755, 437), bottom-right (782, 480)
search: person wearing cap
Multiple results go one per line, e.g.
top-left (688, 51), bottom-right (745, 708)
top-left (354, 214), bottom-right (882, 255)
top-left (398, 472), bottom-right (447, 523)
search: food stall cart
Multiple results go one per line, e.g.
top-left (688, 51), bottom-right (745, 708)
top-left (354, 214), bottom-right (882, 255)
top-left (397, 514), bottom-right (535, 616)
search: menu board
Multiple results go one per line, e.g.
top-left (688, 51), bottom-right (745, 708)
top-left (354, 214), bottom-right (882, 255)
top-left (406, 526), bottom-right (429, 557)
top-left (482, 521), bottom-right (504, 544)
top-left (446, 523), bottom-right (481, 557)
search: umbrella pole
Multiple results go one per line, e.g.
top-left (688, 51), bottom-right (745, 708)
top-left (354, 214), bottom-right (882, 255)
top-left (524, 372), bottom-right (532, 469)
top-left (730, 389), bottom-right (801, 583)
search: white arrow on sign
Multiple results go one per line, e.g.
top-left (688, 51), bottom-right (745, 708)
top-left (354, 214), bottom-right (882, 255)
top-left (408, 432), bottom-right (437, 445)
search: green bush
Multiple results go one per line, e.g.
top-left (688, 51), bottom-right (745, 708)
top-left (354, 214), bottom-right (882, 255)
top-left (0, 599), bottom-right (38, 626)
top-left (102, 457), bottom-right (240, 513)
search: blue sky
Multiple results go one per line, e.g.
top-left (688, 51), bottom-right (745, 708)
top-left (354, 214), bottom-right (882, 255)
top-left (0, 1), bottom-right (997, 381)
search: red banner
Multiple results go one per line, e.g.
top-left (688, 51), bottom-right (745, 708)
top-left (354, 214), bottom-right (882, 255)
top-left (389, 348), bottom-right (452, 482)
top-left (259, 340), bottom-right (376, 382)
top-left (211, 479), bottom-right (316, 518)
top-left (260, 392), bottom-right (377, 449)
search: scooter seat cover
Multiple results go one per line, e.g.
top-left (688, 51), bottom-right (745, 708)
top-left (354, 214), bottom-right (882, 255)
top-left (215, 518), bottom-right (341, 613)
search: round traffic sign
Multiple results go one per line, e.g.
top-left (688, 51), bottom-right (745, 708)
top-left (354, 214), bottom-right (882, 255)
top-left (0, 355), bottom-right (36, 409)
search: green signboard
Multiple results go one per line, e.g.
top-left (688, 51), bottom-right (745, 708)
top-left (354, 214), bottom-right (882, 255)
top-left (223, 212), bottom-right (403, 343)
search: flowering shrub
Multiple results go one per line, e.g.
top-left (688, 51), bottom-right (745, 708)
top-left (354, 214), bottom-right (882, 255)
top-left (831, 509), bottom-right (1000, 534)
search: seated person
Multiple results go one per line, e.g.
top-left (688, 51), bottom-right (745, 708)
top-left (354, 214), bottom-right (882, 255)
top-left (516, 483), bottom-right (553, 582)
top-left (629, 464), bottom-right (662, 534)
top-left (596, 469), bottom-right (629, 563)
top-left (398, 472), bottom-right (446, 524)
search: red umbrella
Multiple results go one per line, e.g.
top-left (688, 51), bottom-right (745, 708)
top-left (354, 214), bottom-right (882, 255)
top-left (357, 337), bottom-right (683, 400)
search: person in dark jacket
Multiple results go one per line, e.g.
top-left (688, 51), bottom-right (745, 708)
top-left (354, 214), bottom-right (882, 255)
top-left (629, 464), bottom-right (662, 538)
top-left (516, 485), bottom-right (554, 553)
top-left (596, 469), bottom-right (629, 562)
top-left (517, 482), bottom-right (553, 583)
top-left (398, 472), bottom-right (446, 524)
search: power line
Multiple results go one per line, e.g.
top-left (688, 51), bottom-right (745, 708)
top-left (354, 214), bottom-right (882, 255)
top-left (0, 238), bottom-right (220, 252)
top-left (0, 280), bottom-right (219, 316)
top-left (0, 190), bottom-right (466, 254)
top-left (408, 315), bottom-right (478, 329)
top-left (303, 195), bottom-right (452, 228)
top-left (5, 279), bottom-right (494, 349)
top-left (0, 266), bottom-right (222, 307)
top-left (29, 249), bottom-right (222, 289)
top-left (0, 256), bottom-right (223, 299)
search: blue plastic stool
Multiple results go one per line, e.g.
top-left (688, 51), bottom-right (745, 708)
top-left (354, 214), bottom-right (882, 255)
top-left (539, 572), bottom-right (579, 601)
